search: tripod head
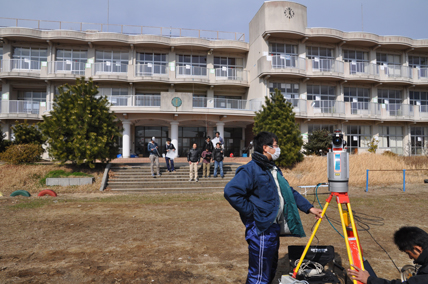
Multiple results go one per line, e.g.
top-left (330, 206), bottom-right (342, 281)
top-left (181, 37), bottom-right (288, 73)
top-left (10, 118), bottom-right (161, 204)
top-left (327, 129), bottom-right (349, 193)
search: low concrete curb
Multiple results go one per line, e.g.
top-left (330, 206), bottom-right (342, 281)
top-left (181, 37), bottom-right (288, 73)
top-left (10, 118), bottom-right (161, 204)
top-left (46, 177), bottom-right (94, 186)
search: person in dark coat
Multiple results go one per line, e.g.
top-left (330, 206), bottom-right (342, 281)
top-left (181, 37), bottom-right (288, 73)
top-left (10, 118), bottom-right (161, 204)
top-left (187, 143), bottom-right (200, 182)
top-left (212, 142), bottom-right (224, 178)
top-left (224, 131), bottom-right (322, 284)
top-left (202, 136), bottom-right (214, 153)
top-left (348, 226), bottom-right (428, 284)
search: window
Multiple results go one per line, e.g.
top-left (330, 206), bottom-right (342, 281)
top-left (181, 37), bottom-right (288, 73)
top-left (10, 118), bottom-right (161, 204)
top-left (135, 93), bottom-right (161, 107)
top-left (17, 91), bottom-right (46, 114)
top-left (55, 49), bottom-right (87, 74)
top-left (410, 127), bottom-right (428, 155)
top-left (269, 83), bottom-right (299, 99)
top-left (307, 46), bottom-right (334, 71)
top-left (346, 125), bottom-right (371, 154)
top-left (269, 43), bottom-right (298, 68)
top-left (214, 57), bottom-right (243, 79)
top-left (344, 50), bottom-right (369, 74)
top-left (376, 53), bottom-right (401, 76)
top-left (409, 56), bottom-right (428, 78)
top-left (98, 88), bottom-right (129, 106)
top-left (13, 47), bottom-right (47, 70)
top-left (379, 126), bottom-right (403, 155)
top-left (136, 53), bottom-right (167, 75)
top-left (193, 94), bottom-right (207, 108)
top-left (177, 55), bottom-right (207, 76)
top-left (308, 124), bottom-right (334, 134)
top-left (214, 95), bottom-right (243, 109)
top-left (410, 91), bottom-right (428, 112)
top-left (344, 87), bottom-right (370, 113)
top-left (378, 89), bottom-right (402, 115)
top-left (307, 85), bottom-right (335, 101)
top-left (95, 50), bottom-right (128, 73)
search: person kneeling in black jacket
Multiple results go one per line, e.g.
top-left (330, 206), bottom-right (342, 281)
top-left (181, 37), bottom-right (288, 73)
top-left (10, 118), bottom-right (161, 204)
top-left (348, 226), bottom-right (428, 284)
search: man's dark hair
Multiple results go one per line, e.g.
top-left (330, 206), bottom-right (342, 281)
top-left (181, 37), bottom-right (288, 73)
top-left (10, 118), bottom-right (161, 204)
top-left (253, 131), bottom-right (278, 154)
top-left (206, 136), bottom-right (211, 140)
top-left (215, 132), bottom-right (220, 135)
top-left (394, 226), bottom-right (428, 252)
top-left (216, 142), bottom-right (221, 145)
top-left (167, 138), bottom-right (171, 142)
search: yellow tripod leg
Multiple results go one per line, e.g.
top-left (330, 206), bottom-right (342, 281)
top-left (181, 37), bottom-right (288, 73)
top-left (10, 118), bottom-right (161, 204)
top-left (347, 203), bottom-right (365, 270)
top-left (292, 198), bottom-right (330, 278)
top-left (338, 202), bottom-right (358, 284)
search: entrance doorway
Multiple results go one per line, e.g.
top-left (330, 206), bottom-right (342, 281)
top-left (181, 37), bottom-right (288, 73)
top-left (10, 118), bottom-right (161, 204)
top-left (135, 126), bottom-right (168, 157)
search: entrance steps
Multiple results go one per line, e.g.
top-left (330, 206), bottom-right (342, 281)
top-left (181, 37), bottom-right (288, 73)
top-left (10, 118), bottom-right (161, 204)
top-left (106, 163), bottom-right (242, 193)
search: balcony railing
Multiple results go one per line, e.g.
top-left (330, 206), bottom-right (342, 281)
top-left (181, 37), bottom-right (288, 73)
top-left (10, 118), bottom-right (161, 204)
top-left (348, 102), bottom-right (381, 116)
top-left (135, 95), bottom-right (161, 107)
top-left (310, 100), bottom-right (345, 115)
top-left (1, 59), bottom-right (42, 72)
top-left (271, 55), bottom-right (306, 71)
top-left (193, 97), bottom-right (207, 108)
top-left (379, 64), bottom-right (412, 79)
top-left (214, 98), bottom-right (248, 109)
top-left (383, 103), bottom-right (413, 118)
top-left (311, 59), bottom-right (344, 73)
top-left (419, 105), bottom-right (428, 118)
top-left (0, 17), bottom-right (245, 41)
top-left (92, 62), bottom-right (128, 75)
top-left (214, 67), bottom-right (247, 82)
top-left (96, 95), bottom-right (131, 106)
top-left (176, 65), bottom-right (208, 78)
top-left (135, 63), bottom-right (167, 77)
top-left (418, 67), bottom-right (428, 79)
top-left (49, 61), bottom-right (86, 75)
top-left (348, 62), bottom-right (378, 76)
top-left (0, 100), bottom-right (41, 114)
top-left (286, 98), bottom-right (307, 114)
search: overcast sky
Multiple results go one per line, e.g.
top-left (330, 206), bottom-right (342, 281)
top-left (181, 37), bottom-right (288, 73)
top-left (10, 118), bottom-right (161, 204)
top-left (2, 0), bottom-right (427, 40)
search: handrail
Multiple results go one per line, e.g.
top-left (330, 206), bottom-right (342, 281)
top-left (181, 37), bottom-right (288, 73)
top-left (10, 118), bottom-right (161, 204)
top-left (0, 17), bottom-right (245, 41)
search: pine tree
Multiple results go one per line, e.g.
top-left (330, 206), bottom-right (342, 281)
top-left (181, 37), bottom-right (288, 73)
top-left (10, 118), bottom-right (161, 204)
top-left (302, 129), bottom-right (332, 156)
top-left (40, 77), bottom-right (122, 168)
top-left (11, 120), bottom-right (45, 146)
top-left (253, 88), bottom-right (303, 167)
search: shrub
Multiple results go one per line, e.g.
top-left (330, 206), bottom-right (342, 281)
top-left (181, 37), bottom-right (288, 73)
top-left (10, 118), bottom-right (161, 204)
top-left (303, 129), bottom-right (332, 156)
top-left (11, 120), bottom-right (45, 146)
top-left (382, 150), bottom-right (398, 157)
top-left (0, 144), bottom-right (44, 164)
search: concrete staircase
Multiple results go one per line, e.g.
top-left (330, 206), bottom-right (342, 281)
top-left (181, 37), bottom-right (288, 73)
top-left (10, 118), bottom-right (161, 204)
top-left (106, 163), bottom-right (241, 193)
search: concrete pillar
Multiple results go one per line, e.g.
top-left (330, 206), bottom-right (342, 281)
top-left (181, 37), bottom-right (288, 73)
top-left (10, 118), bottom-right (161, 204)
top-left (170, 121), bottom-right (179, 155)
top-left (168, 50), bottom-right (176, 80)
top-left (122, 120), bottom-right (132, 158)
top-left (216, 122), bottom-right (225, 139)
top-left (337, 83), bottom-right (344, 101)
top-left (207, 89), bottom-right (214, 108)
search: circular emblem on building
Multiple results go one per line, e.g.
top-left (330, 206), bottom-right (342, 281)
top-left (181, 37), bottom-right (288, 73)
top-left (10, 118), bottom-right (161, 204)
top-left (284, 7), bottom-right (295, 19)
top-left (171, 97), bottom-right (182, 107)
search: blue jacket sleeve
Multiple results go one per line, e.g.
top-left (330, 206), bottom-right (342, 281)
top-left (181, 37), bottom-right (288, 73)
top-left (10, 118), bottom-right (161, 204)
top-left (224, 167), bottom-right (255, 218)
top-left (291, 186), bottom-right (314, 213)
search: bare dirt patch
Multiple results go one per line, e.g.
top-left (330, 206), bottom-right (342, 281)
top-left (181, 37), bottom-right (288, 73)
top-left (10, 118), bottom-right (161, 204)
top-left (1, 184), bottom-right (428, 283)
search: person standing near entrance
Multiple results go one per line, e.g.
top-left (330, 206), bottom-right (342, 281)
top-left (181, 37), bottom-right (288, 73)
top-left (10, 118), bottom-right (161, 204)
top-left (202, 136), bottom-right (214, 153)
top-left (164, 138), bottom-right (176, 172)
top-left (201, 147), bottom-right (212, 178)
top-left (224, 131), bottom-right (322, 284)
top-left (148, 137), bottom-right (161, 177)
top-left (213, 142), bottom-right (224, 178)
top-left (212, 131), bottom-right (224, 148)
top-left (187, 143), bottom-right (200, 182)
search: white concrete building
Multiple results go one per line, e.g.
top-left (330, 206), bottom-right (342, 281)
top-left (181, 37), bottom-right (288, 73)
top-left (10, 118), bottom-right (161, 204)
top-left (1, 1), bottom-right (428, 157)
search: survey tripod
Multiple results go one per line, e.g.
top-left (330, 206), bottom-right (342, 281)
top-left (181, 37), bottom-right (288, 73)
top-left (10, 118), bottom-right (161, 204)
top-left (291, 130), bottom-right (365, 284)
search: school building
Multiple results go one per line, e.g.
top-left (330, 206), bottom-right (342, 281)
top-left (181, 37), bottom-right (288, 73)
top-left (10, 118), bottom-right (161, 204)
top-left (1, 1), bottom-right (428, 157)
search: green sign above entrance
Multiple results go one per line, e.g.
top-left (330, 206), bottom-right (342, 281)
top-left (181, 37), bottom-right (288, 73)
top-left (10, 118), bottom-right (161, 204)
top-left (171, 97), bottom-right (182, 108)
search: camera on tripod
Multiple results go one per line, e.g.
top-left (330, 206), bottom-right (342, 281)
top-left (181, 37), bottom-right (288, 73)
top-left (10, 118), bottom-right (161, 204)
top-left (327, 129), bottom-right (349, 193)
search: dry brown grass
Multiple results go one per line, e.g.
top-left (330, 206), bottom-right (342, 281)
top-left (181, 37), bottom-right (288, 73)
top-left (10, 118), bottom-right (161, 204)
top-left (0, 163), bottom-right (103, 196)
top-left (282, 154), bottom-right (428, 187)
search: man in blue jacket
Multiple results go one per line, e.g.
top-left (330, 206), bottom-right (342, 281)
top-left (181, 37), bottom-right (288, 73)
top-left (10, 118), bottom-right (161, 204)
top-left (224, 131), bottom-right (322, 284)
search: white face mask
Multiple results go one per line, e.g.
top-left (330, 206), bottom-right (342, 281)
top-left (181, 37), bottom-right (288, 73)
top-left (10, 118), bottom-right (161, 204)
top-left (268, 146), bottom-right (281, 161)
